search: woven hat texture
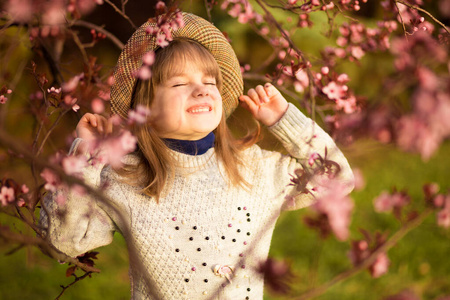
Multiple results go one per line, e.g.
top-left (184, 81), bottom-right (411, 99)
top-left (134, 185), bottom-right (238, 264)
top-left (110, 12), bottom-right (243, 119)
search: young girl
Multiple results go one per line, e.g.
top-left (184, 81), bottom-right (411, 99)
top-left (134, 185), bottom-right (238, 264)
top-left (41, 13), bottom-right (354, 300)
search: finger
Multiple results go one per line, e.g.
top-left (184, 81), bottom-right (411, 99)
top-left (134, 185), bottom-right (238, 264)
top-left (106, 117), bottom-right (114, 135)
top-left (247, 88), bottom-right (262, 105)
top-left (95, 114), bottom-right (105, 133)
top-left (255, 85), bottom-right (269, 103)
top-left (82, 113), bottom-right (97, 127)
top-left (264, 83), bottom-right (277, 97)
top-left (239, 95), bottom-right (259, 113)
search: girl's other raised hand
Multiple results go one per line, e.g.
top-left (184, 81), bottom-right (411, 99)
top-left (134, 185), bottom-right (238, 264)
top-left (76, 113), bottom-right (114, 142)
top-left (239, 83), bottom-right (289, 127)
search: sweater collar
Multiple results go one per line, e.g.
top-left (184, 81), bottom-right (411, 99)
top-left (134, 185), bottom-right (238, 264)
top-left (163, 132), bottom-right (215, 156)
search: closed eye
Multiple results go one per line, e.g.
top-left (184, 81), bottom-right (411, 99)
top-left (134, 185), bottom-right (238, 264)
top-left (172, 83), bottom-right (187, 87)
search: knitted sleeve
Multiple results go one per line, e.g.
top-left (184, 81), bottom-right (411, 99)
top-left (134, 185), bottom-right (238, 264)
top-left (39, 138), bottom-right (116, 258)
top-left (267, 103), bottom-right (354, 211)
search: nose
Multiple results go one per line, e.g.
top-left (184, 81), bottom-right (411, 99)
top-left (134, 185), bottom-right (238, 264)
top-left (193, 84), bottom-right (209, 98)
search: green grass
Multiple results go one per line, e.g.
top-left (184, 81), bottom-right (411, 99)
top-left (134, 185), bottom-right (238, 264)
top-left (1, 141), bottom-right (449, 299)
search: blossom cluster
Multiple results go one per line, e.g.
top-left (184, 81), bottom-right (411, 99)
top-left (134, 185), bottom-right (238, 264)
top-left (324, 20), bottom-right (397, 65)
top-left (4, 0), bottom-right (103, 25)
top-left (279, 61), bottom-right (359, 114)
top-left (312, 178), bottom-right (354, 241)
top-left (128, 105), bottom-right (151, 125)
top-left (221, 0), bottom-right (263, 24)
top-left (145, 2), bottom-right (184, 48)
top-left (382, 0), bottom-right (435, 35)
top-left (373, 190), bottom-right (410, 219)
top-left (135, 51), bottom-right (155, 80)
top-left (392, 32), bottom-right (449, 160)
top-left (0, 86), bottom-right (12, 104)
top-left (39, 128), bottom-right (137, 205)
top-left (348, 233), bottom-right (390, 278)
top-left (0, 178), bottom-right (29, 208)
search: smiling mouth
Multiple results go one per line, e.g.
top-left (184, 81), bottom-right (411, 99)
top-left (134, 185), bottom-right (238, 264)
top-left (187, 106), bottom-right (212, 113)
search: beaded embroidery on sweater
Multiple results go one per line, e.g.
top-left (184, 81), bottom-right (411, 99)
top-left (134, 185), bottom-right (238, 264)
top-left (40, 104), bottom-right (354, 300)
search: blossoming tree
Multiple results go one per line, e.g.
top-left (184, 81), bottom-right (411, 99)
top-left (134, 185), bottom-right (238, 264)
top-left (0, 0), bottom-right (449, 299)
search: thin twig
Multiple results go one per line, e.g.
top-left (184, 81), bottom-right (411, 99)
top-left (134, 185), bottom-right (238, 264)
top-left (35, 109), bottom-right (70, 156)
top-left (55, 271), bottom-right (93, 300)
top-left (394, 1), bottom-right (409, 40)
top-left (104, 0), bottom-right (137, 29)
top-left (71, 20), bottom-right (124, 50)
top-left (203, 0), bottom-right (213, 22)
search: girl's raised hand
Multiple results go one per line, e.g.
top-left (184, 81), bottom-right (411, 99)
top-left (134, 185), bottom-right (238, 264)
top-left (239, 83), bottom-right (289, 127)
top-left (76, 113), bottom-right (114, 142)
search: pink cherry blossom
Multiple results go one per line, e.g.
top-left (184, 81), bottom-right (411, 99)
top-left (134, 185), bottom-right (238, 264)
top-left (156, 32), bottom-right (169, 47)
top-left (336, 73), bottom-right (350, 83)
top-left (314, 179), bottom-right (354, 241)
top-left (62, 155), bottom-right (88, 176)
top-left (135, 66), bottom-right (152, 80)
top-left (321, 66), bottom-right (329, 75)
top-left (72, 104), bottom-right (80, 112)
top-left (370, 252), bottom-right (390, 278)
top-left (97, 131), bottom-right (137, 168)
top-left (373, 191), bottom-right (394, 212)
top-left (350, 46), bottom-right (365, 59)
top-left (373, 191), bottom-right (410, 213)
top-left (62, 74), bottom-right (83, 92)
top-left (0, 186), bottom-right (15, 206)
top-left (416, 67), bottom-right (439, 91)
top-left (155, 1), bottom-right (166, 10)
top-left (21, 184), bottom-right (29, 194)
top-left (40, 168), bottom-right (61, 192)
top-left (91, 98), bottom-right (105, 114)
top-left (119, 131), bottom-right (137, 153)
top-left (128, 105), bottom-right (151, 124)
top-left (145, 26), bottom-right (157, 35)
top-left (322, 81), bottom-right (346, 100)
top-left (436, 194), bottom-right (450, 229)
top-left (352, 168), bottom-right (365, 190)
top-left (73, 0), bottom-right (99, 16)
top-left (308, 152), bottom-right (320, 166)
top-left (335, 95), bottom-right (357, 114)
top-left (5, 0), bottom-right (33, 23)
top-left (172, 12), bottom-right (185, 29)
top-left (47, 87), bottom-right (62, 94)
top-left (0, 95), bottom-right (7, 104)
top-left (437, 209), bottom-right (450, 228)
top-left (142, 51), bottom-right (155, 66)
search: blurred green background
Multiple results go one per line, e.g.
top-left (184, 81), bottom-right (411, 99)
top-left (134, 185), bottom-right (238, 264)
top-left (1, 0), bottom-right (449, 299)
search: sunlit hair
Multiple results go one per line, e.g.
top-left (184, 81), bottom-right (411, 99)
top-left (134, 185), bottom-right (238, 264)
top-left (117, 38), bottom-right (260, 201)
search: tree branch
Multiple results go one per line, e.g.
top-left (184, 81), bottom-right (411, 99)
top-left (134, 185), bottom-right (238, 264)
top-left (395, 0), bottom-right (450, 35)
top-left (104, 0), bottom-right (137, 29)
top-left (293, 208), bottom-right (434, 299)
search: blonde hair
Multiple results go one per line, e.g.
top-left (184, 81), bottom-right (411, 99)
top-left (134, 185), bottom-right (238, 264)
top-left (117, 38), bottom-right (260, 201)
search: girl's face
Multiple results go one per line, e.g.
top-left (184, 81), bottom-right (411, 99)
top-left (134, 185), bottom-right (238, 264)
top-left (149, 61), bottom-right (223, 140)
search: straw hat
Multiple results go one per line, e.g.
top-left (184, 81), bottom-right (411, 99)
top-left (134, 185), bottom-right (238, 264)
top-left (110, 12), bottom-right (243, 119)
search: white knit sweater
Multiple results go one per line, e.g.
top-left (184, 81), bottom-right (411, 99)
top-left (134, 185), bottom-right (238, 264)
top-left (40, 104), bottom-right (354, 300)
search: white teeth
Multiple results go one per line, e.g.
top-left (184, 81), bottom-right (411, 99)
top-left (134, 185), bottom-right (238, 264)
top-left (189, 107), bottom-right (211, 113)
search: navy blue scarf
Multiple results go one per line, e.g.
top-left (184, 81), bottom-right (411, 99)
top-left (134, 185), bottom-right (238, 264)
top-left (163, 132), bottom-right (215, 156)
